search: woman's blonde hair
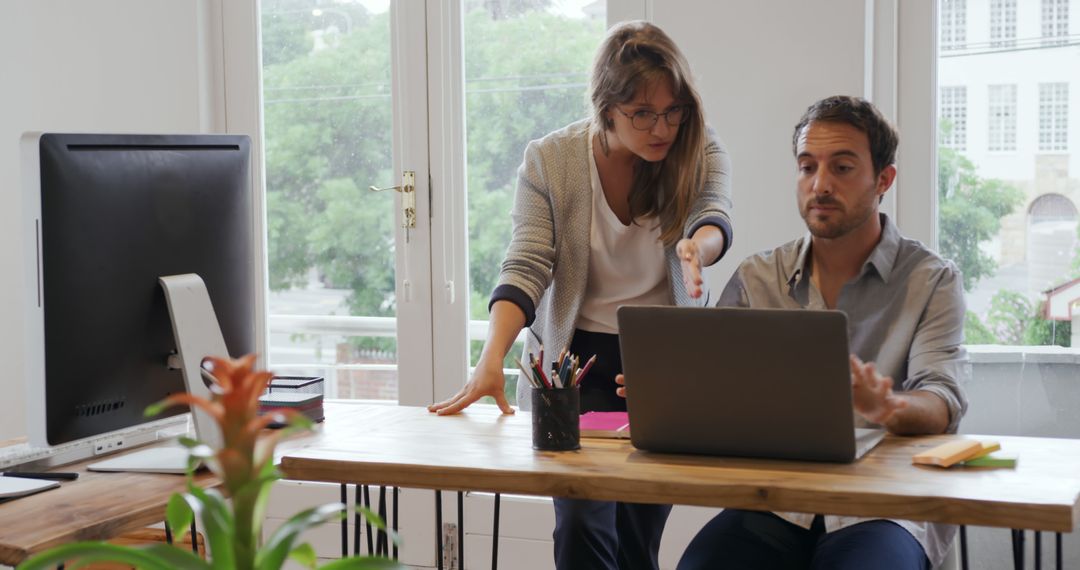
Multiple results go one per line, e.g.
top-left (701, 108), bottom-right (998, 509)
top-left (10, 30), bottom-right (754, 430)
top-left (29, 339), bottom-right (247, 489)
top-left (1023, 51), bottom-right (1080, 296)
top-left (589, 20), bottom-right (707, 246)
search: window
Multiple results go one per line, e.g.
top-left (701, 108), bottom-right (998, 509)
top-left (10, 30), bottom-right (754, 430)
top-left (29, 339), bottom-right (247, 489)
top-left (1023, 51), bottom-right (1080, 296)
top-left (1039, 83), bottom-right (1069, 151)
top-left (937, 2), bottom-right (1080, 349)
top-left (990, 0), bottom-right (1017, 49)
top-left (988, 84), bottom-right (1017, 152)
top-left (1042, 0), bottom-right (1070, 47)
top-left (940, 86), bottom-right (967, 150)
top-left (940, 0), bottom-right (966, 51)
top-left (259, 1), bottom-right (402, 400)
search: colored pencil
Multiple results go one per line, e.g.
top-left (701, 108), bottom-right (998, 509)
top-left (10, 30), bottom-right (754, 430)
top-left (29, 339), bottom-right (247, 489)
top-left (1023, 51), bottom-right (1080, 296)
top-left (576, 355), bottom-right (597, 385)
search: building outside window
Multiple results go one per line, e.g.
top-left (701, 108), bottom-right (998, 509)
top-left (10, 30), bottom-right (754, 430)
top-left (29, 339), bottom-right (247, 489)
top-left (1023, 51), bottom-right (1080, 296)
top-left (938, 0), bottom-right (1080, 350)
top-left (1039, 82), bottom-right (1069, 152)
top-left (941, 0), bottom-right (966, 50)
top-left (1042, 0), bottom-right (1070, 46)
top-left (988, 84), bottom-right (1017, 152)
top-left (940, 86), bottom-right (967, 150)
top-left (990, 0), bottom-right (1018, 48)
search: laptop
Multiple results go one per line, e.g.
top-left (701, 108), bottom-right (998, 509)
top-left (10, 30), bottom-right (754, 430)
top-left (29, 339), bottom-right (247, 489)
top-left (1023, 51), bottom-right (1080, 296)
top-left (616, 306), bottom-right (885, 463)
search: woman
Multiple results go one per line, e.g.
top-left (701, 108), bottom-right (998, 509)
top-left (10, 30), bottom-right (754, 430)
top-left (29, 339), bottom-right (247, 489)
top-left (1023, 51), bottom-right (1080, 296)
top-left (429, 21), bottom-right (733, 570)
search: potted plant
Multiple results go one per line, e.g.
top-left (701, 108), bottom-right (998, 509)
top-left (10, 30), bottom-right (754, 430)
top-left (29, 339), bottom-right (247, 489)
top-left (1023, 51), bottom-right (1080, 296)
top-left (19, 354), bottom-right (403, 570)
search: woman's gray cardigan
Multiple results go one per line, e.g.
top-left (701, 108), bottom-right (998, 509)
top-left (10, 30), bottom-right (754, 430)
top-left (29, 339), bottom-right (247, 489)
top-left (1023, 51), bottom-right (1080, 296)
top-left (489, 119), bottom-right (734, 409)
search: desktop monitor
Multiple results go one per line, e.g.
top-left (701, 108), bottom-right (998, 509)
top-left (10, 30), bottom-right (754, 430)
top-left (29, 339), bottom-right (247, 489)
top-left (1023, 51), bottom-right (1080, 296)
top-left (22, 133), bottom-right (255, 447)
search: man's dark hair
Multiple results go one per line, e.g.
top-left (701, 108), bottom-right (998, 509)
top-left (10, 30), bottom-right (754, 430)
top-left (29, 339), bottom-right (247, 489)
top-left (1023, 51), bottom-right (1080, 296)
top-left (792, 95), bottom-right (899, 175)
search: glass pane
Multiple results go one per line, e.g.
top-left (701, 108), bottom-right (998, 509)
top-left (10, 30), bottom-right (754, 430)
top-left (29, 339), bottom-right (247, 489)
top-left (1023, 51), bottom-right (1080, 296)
top-left (936, 0), bottom-right (1078, 348)
top-left (260, 0), bottom-right (399, 400)
top-left (463, 0), bottom-right (607, 405)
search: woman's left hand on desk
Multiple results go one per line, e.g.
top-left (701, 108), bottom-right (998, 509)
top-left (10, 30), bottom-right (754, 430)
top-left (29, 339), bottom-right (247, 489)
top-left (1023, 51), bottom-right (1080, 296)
top-left (429, 360), bottom-right (515, 416)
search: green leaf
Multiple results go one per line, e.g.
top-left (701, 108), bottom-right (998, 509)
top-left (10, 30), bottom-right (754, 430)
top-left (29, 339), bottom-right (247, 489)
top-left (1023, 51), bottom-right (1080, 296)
top-left (247, 469), bottom-right (283, 541)
top-left (286, 413), bottom-right (315, 431)
top-left (315, 556), bottom-right (408, 569)
top-left (18, 542), bottom-right (183, 570)
top-left (178, 436), bottom-right (203, 449)
top-left (256, 503), bottom-right (346, 570)
top-left (184, 485), bottom-right (237, 570)
top-left (187, 454), bottom-right (203, 475)
top-left (144, 400), bottom-right (172, 418)
top-left (166, 493), bottom-right (194, 544)
top-left (288, 542), bottom-right (318, 568)
top-left (140, 544), bottom-right (214, 569)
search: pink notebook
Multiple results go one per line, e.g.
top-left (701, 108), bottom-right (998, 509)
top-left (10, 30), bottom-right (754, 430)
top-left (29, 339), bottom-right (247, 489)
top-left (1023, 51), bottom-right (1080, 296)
top-left (580, 411), bottom-right (631, 439)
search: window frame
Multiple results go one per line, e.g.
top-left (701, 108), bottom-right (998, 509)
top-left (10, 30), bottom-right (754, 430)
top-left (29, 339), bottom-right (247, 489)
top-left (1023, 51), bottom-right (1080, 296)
top-left (1038, 82), bottom-right (1069, 152)
top-left (940, 0), bottom-right (966, 51)
top-left (1042, 0), bottom-right (1070, 46)
top-left (988, 83), bottom-right (1018, 153)
top-left (990, 0), bottom-right (1018, 49)
top-left (940, 85), bottom-right (968, 151)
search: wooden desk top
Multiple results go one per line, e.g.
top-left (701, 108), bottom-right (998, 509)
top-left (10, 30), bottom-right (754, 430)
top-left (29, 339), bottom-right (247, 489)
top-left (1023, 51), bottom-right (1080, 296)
top-left (281, 403), bottom-right (1080, 533)
top-left (0, 450), bottom-right (216, 565)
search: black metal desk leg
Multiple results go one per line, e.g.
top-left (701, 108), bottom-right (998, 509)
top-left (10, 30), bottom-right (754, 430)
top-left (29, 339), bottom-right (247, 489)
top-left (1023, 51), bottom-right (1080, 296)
top-left (1035, 531), bottom-right (1042, 570)
top-left (1013, 529), bottom-right (1026, 570)
top-left (353, 484), bottom-right (361, 555)
top-left (190, 519), bottom-right (198, 555)
top-left (1056, 533), bottom-right (1062, 570)
top-left (436, 490), bottom-right (444, 570)
top-left (165, 522), bottom-right (173, 545)
top-left (377, 486), bottom-right (388, 556)
top-left (457, 491), bottom-right (464, 570)
top-left (340, 484), bottom-right (348, 558)
top-left (393, 486), bottom-right (399, 560)
top-left (960, 525), bottom-right (969, 570)
top-left (364, 485), bottom-right (375, 555)
top-left (492, 493), bottom-right (501, 570)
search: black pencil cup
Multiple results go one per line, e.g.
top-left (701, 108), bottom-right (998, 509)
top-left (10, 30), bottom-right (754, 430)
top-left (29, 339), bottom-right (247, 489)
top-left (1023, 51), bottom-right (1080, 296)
top-left (531, 386), bottom-right (581, 451)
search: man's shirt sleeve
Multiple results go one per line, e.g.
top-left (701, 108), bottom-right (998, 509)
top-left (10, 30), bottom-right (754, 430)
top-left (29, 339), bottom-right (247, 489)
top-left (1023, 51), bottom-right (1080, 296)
top-left (903, 261), bottom-right (969, 433)
top-left (716, 267), bottom-right (750, 309)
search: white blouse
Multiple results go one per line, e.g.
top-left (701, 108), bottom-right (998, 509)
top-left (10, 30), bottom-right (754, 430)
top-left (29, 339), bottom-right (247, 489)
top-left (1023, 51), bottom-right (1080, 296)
top-left (575, 137), bottom-right (670, 334)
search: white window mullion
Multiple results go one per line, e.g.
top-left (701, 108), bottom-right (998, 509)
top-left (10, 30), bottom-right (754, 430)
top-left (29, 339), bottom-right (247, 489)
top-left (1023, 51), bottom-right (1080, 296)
top-left (218, 0), bottom-right (269, 367)
top-left (427, 0), bottom-right (471, 404)
top-left (895, 0), bottom-right (937, 248)
top-left (392, 0), bottom-right (438, 407)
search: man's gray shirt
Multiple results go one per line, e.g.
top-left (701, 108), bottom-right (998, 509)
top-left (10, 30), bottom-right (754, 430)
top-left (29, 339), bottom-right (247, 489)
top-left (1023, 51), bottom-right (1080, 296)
top-left (717, 213), bottom-right (968, 567)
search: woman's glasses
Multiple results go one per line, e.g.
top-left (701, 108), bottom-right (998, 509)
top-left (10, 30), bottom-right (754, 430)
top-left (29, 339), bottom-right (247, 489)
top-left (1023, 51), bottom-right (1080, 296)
top-left (615, 105), bottom-right (690, 131)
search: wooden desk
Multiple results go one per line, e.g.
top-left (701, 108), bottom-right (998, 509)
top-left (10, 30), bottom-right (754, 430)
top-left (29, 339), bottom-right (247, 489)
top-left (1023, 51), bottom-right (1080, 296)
top-left (0, 451), bottom-right (216, 566)
top-left (281, 402), bottom-right (1080, 533)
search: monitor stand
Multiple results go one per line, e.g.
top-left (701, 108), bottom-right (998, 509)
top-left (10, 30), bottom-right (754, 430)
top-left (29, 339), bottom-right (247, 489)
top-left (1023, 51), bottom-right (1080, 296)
top-left (87, 274), bottom-right (226, 474)
top-left (84, 442), bottom-right (191, 474)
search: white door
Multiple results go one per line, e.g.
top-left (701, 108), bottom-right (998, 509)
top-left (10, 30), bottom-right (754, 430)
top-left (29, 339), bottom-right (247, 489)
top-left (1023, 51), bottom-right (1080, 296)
top-left (257, 0), bottom-right (434, 405)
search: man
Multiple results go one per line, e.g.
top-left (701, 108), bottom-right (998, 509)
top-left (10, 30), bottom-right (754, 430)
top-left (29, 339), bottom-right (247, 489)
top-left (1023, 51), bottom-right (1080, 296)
top-left (676, 96), bottom-right (968, 569)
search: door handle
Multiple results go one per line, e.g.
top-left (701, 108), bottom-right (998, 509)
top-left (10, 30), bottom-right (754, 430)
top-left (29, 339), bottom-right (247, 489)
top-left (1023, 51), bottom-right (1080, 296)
top-left (369, 170), bottom-right (416, 229)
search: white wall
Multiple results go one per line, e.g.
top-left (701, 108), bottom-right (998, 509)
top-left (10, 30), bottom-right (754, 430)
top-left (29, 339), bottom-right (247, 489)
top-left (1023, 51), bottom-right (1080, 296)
top-left (653, 0), bottom-right (871, 292)
top-left (0, 0), bottom-right (226, 440)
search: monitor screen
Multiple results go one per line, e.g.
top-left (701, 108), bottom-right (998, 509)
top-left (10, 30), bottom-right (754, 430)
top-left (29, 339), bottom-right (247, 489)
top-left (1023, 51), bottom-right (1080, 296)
top-left (25, 133), bottom-right (255, 446)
